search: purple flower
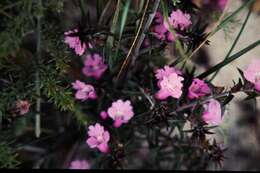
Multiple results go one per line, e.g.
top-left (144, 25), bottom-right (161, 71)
top-left (82, 54), bottom-right (108, 80)
top-left (164, 9), bottom-right (192, 31)
top-left (69, 160), bottom-right (90, 169)
top-left (107, 99), bottom-right (134, 128)
top-left (202, 99), bottom-right (222, 125)
top-left (243, 59), bottom-right (260, 92)
top-left (86, 123), bottom-right (110, 153)
top-left (188, 78), bottom-right (211, 99)
top-left (64, 29), bottom-right (92, 56)
top-left (151, 12), bottom-right (173, 42)
top-left (72, 80), bottom-right (97, 101)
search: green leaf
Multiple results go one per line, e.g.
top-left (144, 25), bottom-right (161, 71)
top-left (197, 40), bottom-right (260, 79)
top-left (115, 0), bottom-right (131, 59)
top-left (209, 9), bottom-right (252, 81)
top-left (106, 0), bottom-right (121, 70)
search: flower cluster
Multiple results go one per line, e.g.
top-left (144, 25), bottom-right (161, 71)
top-left (155, 65), bottom-right (222, 125)
top-left (151, 9), bottom-right (192, 42)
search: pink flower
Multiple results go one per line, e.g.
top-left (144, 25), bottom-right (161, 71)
top-left (164, 9), bottom-right (192, 31)
top-left (72, 80), bottom-right (97, 101)
top-left (243, 59), bottom-right (260, 92)
top-left (155, 65), bottom-right (182, 82)
top-left (100, 111), bottom-right (108, 120)
top-left (15, 100), bottom-right (30, 115)
top-left (202, 99), bottom-right (222, 125)
top-left (69, 160), bottom-right (90, 169)
top-left (86, 123), bottom-right (110, 153)
top-left (107, 99), bottom-right (134, 128)
top-left (64, 29), bottom-right (91, 56)
top-left (82, 54), bottom-right (108, 80)
top-left (155, 73), bottom-right (184, 100)
top-left (188, 78), bottom-right (211, 99)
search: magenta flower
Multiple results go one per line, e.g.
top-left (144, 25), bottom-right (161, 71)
top-left (86, 123), bottom-right (110, 153)
top-left (64, 29), bottom-right (91, 56)
top-left (202, 99), bottom-right (222, 125)
top-left (72, 80), bottom-right (97, 101)
top-left (155, 73), bottom-right (184, 100)
top-left (243, 59), bottom-right (260, 92)
top-left (188, 78), bottom-right (211, 99)
top-left (152, 23), bottom-right (168, 41)
top-left (107, 99), bottom-right (134, 128)
top-left (100, 111), bottom-right (108, 120)
top-left (164, 9), bottom-right (192, 31)
top-left (69, 160), bottom-right (90, 169)
top-left (15, 100), bottom-right (30, 115)
top-left (82, 54), bottom-right (108, 80)
top-left (151, 12), bottom-right (171, 41)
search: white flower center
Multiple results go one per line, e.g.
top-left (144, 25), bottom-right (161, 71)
top-left (97, 135), bottom-right (103, 143)
top-left (115, 110), bottom-right (123, 118)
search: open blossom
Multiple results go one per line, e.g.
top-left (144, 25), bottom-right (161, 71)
top-left (202, 99), bottom-right (222, 125)
top-left (86, 123), bottom-right (110, 153)
top-left (243, 59), bottom-right (260, 92)
top-left (155, 65), bottom-right (183, 100)
top-left (69, 160), bottom-right (90, 169)
top-left (188, 78), bottom-right (211, 99)
top-left (72, 80), bottom-right (97, 101)
top-left (164, 9), bottom-right (192, 31)
top-left (64, 29), bottom-right (92, 56)
top-left (155, 65), bottom-right (182, 82)
top-left (15, 100), bottom-right (30, 115)
top-left (82, 54), bottom-right (108, 80)
top-left (107, 99), bottom-right (134, 128)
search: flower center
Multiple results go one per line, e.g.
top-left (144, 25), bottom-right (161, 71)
top-left (115, 110), bottom-right (123, 118)
top-left (165, 79), bottom-right (177, 93)
top-left (96, 135), bottom-right (103, 143)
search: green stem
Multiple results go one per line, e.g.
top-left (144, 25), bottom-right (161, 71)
top-left (209, 9), bottom-right (252, 81)
top-left (197, 40), bottom-right (260, 79)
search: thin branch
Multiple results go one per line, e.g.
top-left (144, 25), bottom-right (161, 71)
top-left (116, 0), bottom-right (150, 82)
top-left (131, 0), bottom-right (160, 66)
top-left (169, 88), bottom-right (254, 116)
